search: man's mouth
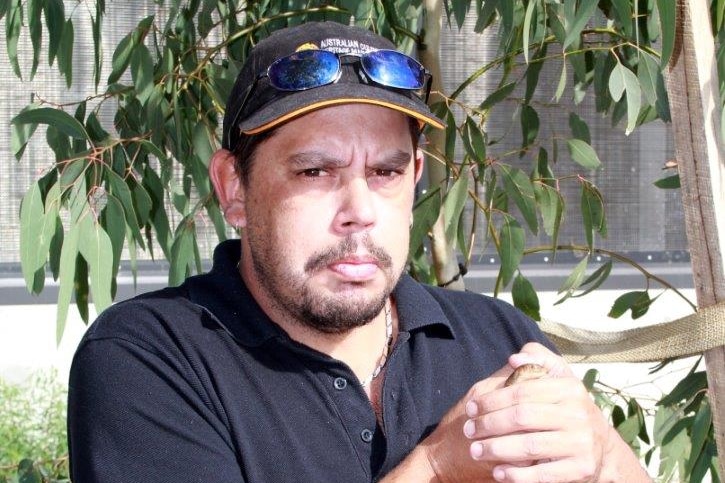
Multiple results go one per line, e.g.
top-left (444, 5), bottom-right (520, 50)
top-left (328, 257), bottom-right (379, 280)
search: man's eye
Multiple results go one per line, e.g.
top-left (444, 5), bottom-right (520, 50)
top-left (373, 169), bottom-right (396, 177)
top-left (300, 168), bottom-right (324, 177)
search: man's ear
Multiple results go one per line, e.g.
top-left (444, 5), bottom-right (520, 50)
top-left (209, 149), bottom-right (247, 228)
top-left (413, 148), bottom-right (425, 184)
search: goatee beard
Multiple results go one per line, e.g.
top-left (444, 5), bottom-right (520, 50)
top-left (250, 234), bottom-right (401, 334)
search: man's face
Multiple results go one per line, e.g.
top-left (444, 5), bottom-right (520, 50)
top-left (237, 104), bottom-right (422, 333)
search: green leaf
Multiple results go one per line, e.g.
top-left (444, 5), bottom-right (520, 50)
top-left (20, 182), bottom-right (55, 291)
top-left (44, 0), bottom-right (65, 66)
top-left (583, 368), bottom-right (598, 390)
top-left (92, 3), bottom-right (102, 88)
top-left (169, 219), bottom-right (196, 286)
top-left (108, 31), bottom-right (135, 84)
top-left (497, 214), bottom-right (525, 290)
top-left (102, 194), bottom-right (126, 279)
top-left (143, 166), bottom-right (172, 259)
top-left (610, 0), bottom-right (633, 36)
top-left (554, 62), bottom-right (568, 102)
top-left (78, 215), bottom-right (114, 315)
top-left (512, 273), bottom-right (540, 321)
top-left (60, 159), bottom-right (87, 190)
top-left (572, 260), bottom-right (613, 298)
top-left (11, 105), bottom-right (40, 160)
top-left (609, 62), bottom-right (642, 134)
top-left (638, 52), bottom-right (660, 106)
top-left (567, 139), bottom-right (601, 169)
top-left (535, 183), bottom-right (563, 240)
top-left (451, 0), bottom-right (471, 28)
top-left (687, 399), bottom-right (712, 474)
top-left (525, 46), bottom-right (547, 104)
top-left (106, 168), bottom-right (144, 248)
top-left (568, 112), bottom-right (591, 144)
top-left (555, 256), bottom-right (588, 304)
top-left (581, 181), bottom-right (607, 248)
top-left (608, 290), bottom-right (652, 319)
top-left (658, 371), bottom-right (708, 406)
top-left (28, 0), bottom-right (42, 79)
top-left (443, 173), bottom-right (469, 243)
top-left (6, 0), bottom-right (22, 79)
top-left (461, 117), bottom-right (486, 173)
top-left (57, 225), bottom-right (80, 341)
top-left (12, 107), bottom-right (88, 140)
top-left (563, 0), bottom-right (598, 50)
top-left (520, 104), bottom-right (540, 151)
top-left (410, 188), bottom-right (441, 256)
top-left (58, 19), bottom-right (74, 87)
top-left (657, 0), bottom-right (676, 67)
top-left (654, 174), bottom-right (680, 189)
top-left (131, 44), bottom-right (154, 103)
top-left (500, 164), bottom-right (538, 234)
top-left (522, 0), bottom-right (538, 64)
top-left (479, 82), bottom-right (517, 111)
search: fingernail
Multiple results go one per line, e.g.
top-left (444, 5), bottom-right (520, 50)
top-left (493, 467), bottom-right (505, 481)
top-left (470, 442), bottom-right (484, 460)
top-left (466, 400), bottom-right (478, 417)
top-left (463, 419), bottom-right (475, 438)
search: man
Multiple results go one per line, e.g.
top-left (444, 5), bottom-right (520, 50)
top-left (68, 21), bottom-right (651, 482)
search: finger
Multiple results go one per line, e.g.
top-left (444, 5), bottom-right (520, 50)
top-left (474, 377), bottom-right (589, 415)
top-left (469, 430), bottom-right (597, 464)
top-left (463, 402), bottom-right (589, 440)
top-left (509, 343), bottom-right (573, 378)
top-left (492, 457), bottom-right (601, 483)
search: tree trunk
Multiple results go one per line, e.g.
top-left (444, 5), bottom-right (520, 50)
top-left (665, 0), bottom-right (725, 473)
top-left (419, 0), bottom-right (465, 290)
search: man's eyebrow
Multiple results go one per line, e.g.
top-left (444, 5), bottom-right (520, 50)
top-left (376, 150), bottom-right (413, 169)
top-left (285, 151), bottom-right (346, 168)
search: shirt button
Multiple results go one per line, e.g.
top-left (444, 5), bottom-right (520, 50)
top-left (333, 377), bottom-right (348, 390)
top-left (360, 429), bottom-right (374, 443)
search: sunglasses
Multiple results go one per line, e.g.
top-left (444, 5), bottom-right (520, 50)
top-left (225, 49), bottom-right (432, 149)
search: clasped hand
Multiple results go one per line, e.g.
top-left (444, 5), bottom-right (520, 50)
top-left (423, 343), bottom-right (619, 483)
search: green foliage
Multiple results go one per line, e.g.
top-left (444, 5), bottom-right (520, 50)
top-left (587, 364), bottom-right (718, 482)
top-left (0, 373), bottom-right (69, 483)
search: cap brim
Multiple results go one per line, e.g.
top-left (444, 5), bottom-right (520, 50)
top-left (238, 83), bottom-right (445, 135)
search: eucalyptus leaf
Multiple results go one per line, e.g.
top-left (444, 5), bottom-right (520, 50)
top-left (78, 215), bottom-right (114, 315)
top-left (44, 0), bottom-right (65, 66)
top-left (12, 107), bottom-right (88, 140)
top-left (499, 164), bottom-right (538, 234)
top-left (608, 290), bottom-right (651, 319)
top-left (443, 173), bottom-right (469, 243)
top-left (654, 174), bottom-right (680, 189)
top-left (555, 256), bottom-right (588, 304)
top-left (57, 225), bottom-right (80, 341)
top-left (657, 0), bottom-right (676, 67)
top-left (581, 181), bottom-right (607, 248)
top-left (497, 214), bottom-right (525, 290)
top-left (20, 182), bottom-right (55, 291)
top-left (512, 273), bottom-right (540, 321)
top-left (479, 82), bottom-right (516, 111)
top-left (563, 0), bottom-right (598, 50)
top-left (567, 139), bottom-right (601, 170)
top-left (568, 112), bottom-right (591, 144)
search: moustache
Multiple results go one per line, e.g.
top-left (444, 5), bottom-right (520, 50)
top-left (304, 236), bottom-right (393, 273)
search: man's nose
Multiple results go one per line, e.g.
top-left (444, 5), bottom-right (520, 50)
top-left (334, 177), bottom-right (377, 234)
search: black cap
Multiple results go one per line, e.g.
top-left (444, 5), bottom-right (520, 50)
top-left (222, 21), bottom-right (445, 151)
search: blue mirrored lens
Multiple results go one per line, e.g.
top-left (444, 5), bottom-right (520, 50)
top-left (268, 50), bottom-right (340, 91)
top-left (361, 50), bottom-right (425, 89)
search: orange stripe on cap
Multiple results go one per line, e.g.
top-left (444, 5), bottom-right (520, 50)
top-left (241, 98), bottom-right (446, 135)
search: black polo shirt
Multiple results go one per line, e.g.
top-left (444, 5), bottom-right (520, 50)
top-left (68, 240), bottom-right (553, 482)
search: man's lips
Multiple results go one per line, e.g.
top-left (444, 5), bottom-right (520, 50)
top-left (328, 257), bottom-right (380, 280)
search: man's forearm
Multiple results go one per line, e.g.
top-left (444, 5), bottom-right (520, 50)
top-left (380, 445), bottom-right (439, 483)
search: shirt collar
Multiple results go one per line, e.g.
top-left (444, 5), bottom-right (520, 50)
top-left (185, 240), bottom-right (455, 347)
